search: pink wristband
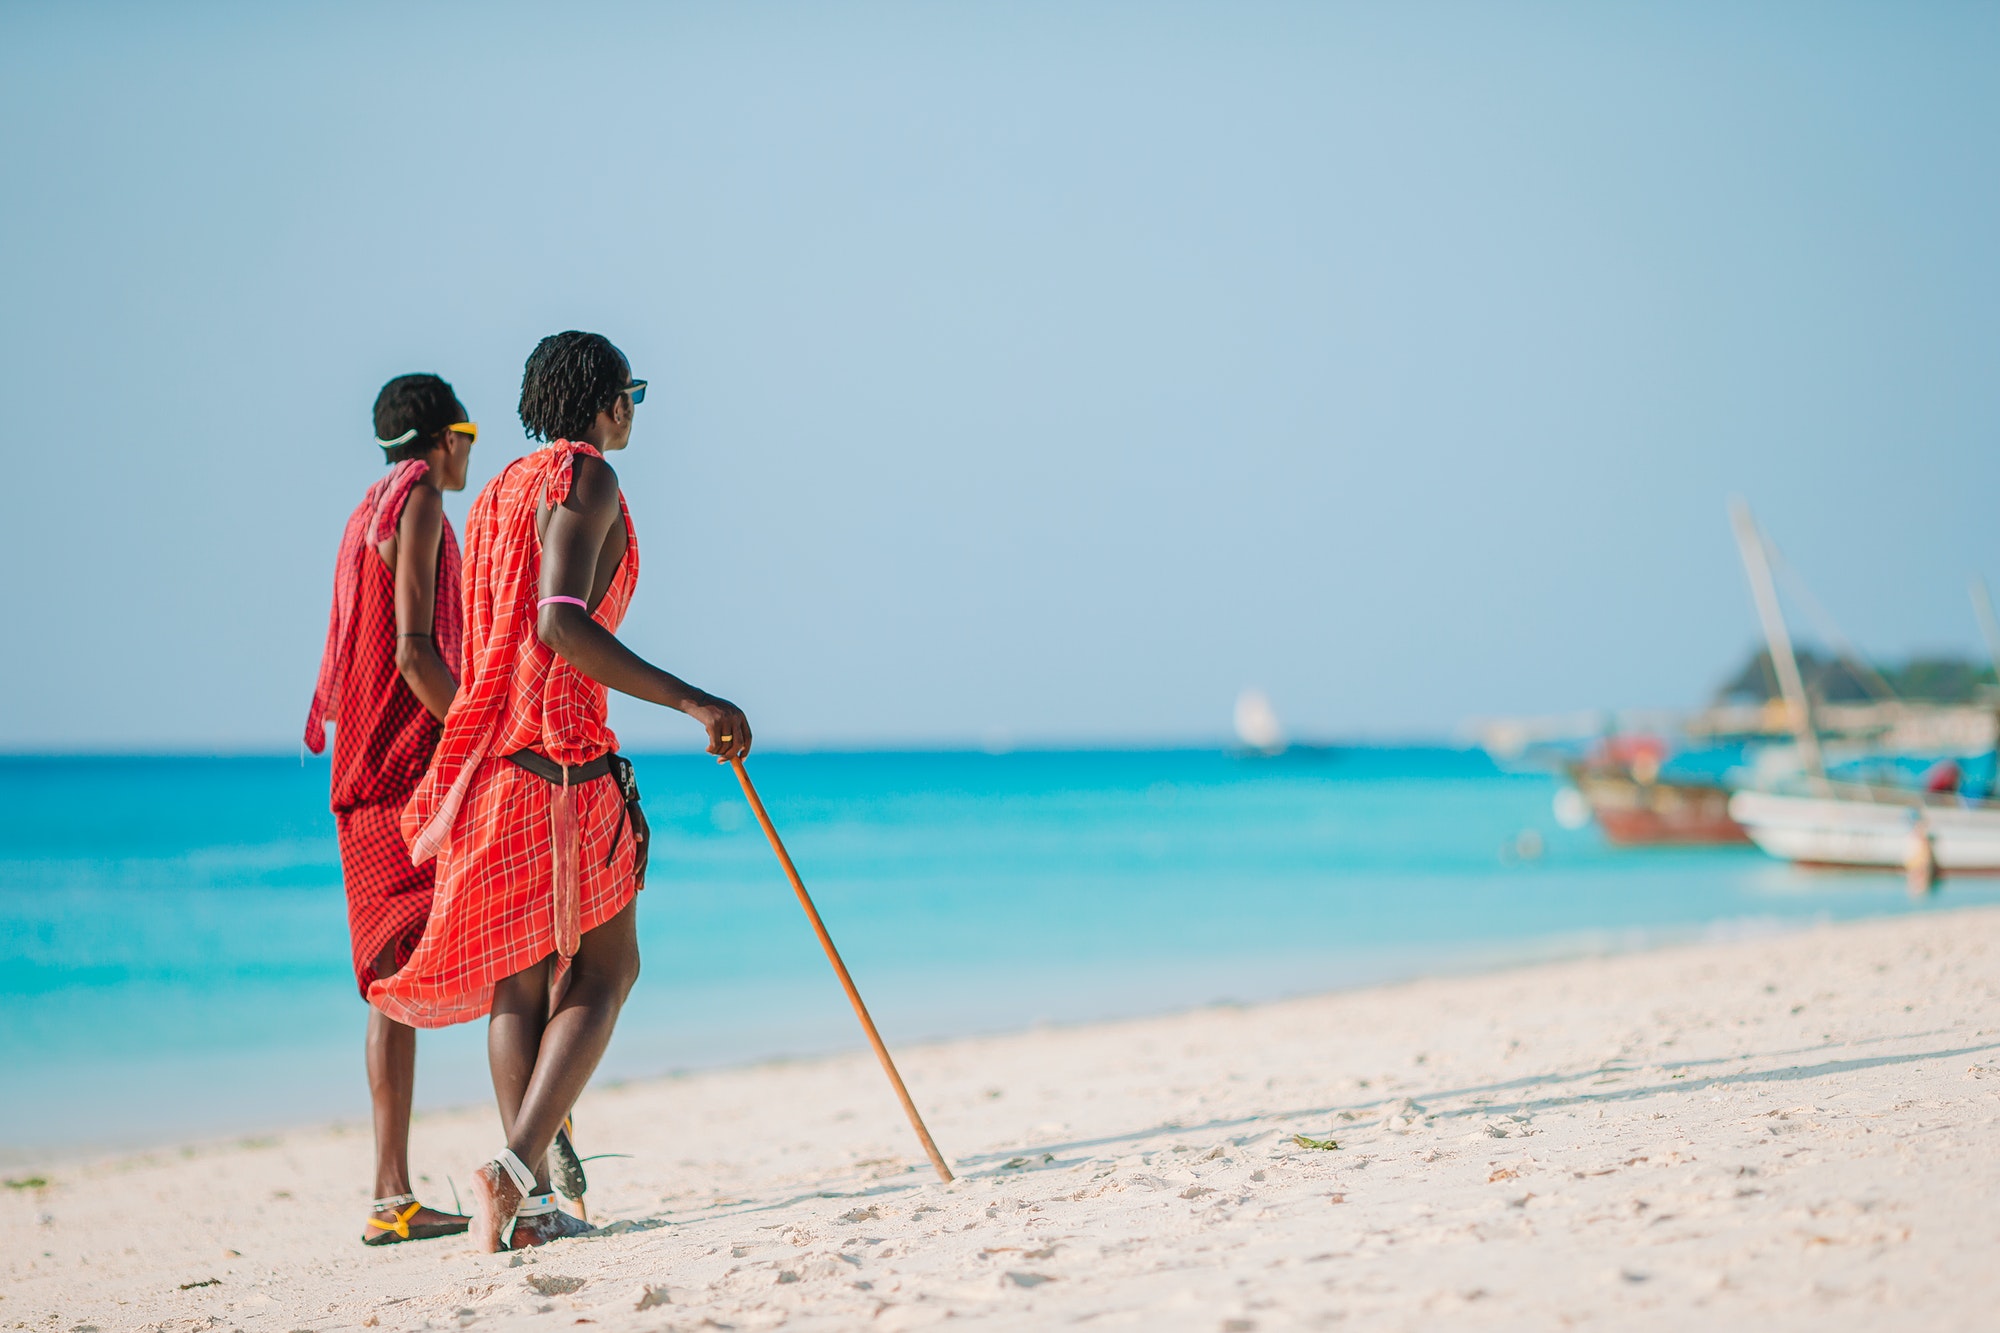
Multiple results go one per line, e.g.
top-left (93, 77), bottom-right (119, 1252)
top-left (538, 596), bottom-right (590, 610)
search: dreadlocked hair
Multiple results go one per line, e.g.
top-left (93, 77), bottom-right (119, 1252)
top-left (373, 373), bottom-right (463, 465)
top-left (518, 331), bottom-right (630, 443)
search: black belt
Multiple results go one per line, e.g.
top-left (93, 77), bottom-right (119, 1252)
top-left (503, 749), bottom-right (643, 868)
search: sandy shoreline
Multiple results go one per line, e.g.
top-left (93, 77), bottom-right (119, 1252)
top-left (9, 905), bottom-right (2000, 1331)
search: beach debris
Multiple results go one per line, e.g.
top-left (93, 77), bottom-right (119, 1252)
top-left (177, 1279), bottom-right (222, 1291)
top-left (1291, 1134), bottom-right (1339, 1151)
top-left (1003, 1271), bottom-right (1055, 1288)
top-left (3, 1176), bottom-right (48, 1191)
top-left (1384, 1098), bottom-right (1428, 1131)
top-left (635, 1285), bottom-right (671, 1311)
top-left (523, 1275), bottom-right (585, 1297)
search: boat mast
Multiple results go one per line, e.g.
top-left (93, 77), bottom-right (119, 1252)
top-left (1971, 577), bottom-right (2000, 679)
top-left (1729, 498), bottom-right (1825, 781)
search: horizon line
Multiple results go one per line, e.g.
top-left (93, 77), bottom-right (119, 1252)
top-left (0, 734), bottom-right (1475, 761)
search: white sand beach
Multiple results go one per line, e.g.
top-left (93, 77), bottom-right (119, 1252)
top-left (10, 905), bottom-right (2000, 1332)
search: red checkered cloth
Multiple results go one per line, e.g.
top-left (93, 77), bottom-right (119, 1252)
top-left (304, 460), bottom-right (462, 759)
top-left (372, 443), bottom-right (641, 1029)
top-left (302, 463), bottom-right (463, 995)
top-left (338, 802), bottom-right (435, 994)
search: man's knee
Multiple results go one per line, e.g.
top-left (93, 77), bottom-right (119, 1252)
top-left (605, 944), bottom-right (640, 1001)
top-left (584, 938), bottom-right (640, 1002)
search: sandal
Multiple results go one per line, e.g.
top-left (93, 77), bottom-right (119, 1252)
top-left (551, 1116), bottom-right (588, 1222)
top-left (362, 1192), bottom-right (471, 1246)
top-left (473, 1145), bottom-right (595, 1252)
top-left (469, 1151), bottom-right (534, 1253)
top-left (509, 1189), bottom-right (593, 1249)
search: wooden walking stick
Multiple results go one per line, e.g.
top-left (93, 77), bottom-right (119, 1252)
top-left (729, 757), bottom-right (955, 1182)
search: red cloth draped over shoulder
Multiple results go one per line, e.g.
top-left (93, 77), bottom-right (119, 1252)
top-left (304, 459), bottom-right (463, 773)
top-left (301, 460), bottom-right (463, 994)
top-left (372, 442), bottom-right (641, 1029)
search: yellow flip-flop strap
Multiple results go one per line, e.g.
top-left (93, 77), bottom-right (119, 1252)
top-left (366, 1200), bottom-right (423, 1239)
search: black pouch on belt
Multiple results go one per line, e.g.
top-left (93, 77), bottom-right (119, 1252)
top-left (503, 749), bottom-right (643, 867)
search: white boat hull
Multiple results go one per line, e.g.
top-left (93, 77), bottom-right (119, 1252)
top-left (1728, 790), bottom-right (2000, 872)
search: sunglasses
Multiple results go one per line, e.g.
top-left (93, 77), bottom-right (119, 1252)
top-left (447, 421), bottom-right (478, 442)
top-left (624, 380), bottom-right (647, 406)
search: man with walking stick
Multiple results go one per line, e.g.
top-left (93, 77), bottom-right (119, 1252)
top-left (374, 331), bottom-right (751, 1251)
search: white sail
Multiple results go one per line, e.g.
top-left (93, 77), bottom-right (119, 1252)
top-left (1234, 689), bottom-right (1286, 755)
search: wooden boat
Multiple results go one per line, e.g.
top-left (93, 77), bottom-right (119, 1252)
top-left (1569, 761), bottom-right (1749, 845)
top-left (1722, 500), bottom-right (2000, 883)
top-left (1559, 735), bottom-right (1749, 844)
top-left (1729, 788), bottom-right (2000, 872)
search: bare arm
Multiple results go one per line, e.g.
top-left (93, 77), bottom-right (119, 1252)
top-left (384, 484), bottom-right (458, 723)
top-left (535, 454), bottom-right (751, 760)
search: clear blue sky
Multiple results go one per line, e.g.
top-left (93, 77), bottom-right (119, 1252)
top-left (2, 1), bottom-right (1995, 751)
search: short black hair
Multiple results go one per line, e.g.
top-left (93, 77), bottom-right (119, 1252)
top-left (518, 331), bottom-right (631, 443)
top-left (373, 373), bottom-right (462, 465)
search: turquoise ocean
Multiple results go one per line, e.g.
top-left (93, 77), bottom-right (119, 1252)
top-left (5, 748), bottom-right (1990, 1162)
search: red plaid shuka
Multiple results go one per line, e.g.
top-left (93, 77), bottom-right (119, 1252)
top-left (371, 442), bottom-right (641, 1029)
top-left (303, 460), bottom-right (463, 995)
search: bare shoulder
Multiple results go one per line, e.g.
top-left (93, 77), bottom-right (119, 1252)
top-left (566, 452), bottom-right (622, 512)
top-left (402, 482), bottom-right (444, 522)
top-left (398, 481), bottom-right (444, 542)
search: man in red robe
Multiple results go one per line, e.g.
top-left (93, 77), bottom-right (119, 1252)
top-left (379, 331), bottom-right (750, 1250)
top-left (305, 373), bottom-right (474, 1245)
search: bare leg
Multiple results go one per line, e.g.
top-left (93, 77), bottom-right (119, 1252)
top-left (487, 953), bottom-right (553, 1144)
top-left (472, 900), bottom-right (640, 1250)
top-left (508, 899), bottom-right (640, 1170)
top-left (362, 941), bottom-right (468, 1244)
top-left (367, 1000), bottom-right (416, 1199)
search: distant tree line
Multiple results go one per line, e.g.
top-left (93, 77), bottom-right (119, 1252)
top-left (1716, 648), bottom-right (1998, 705)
